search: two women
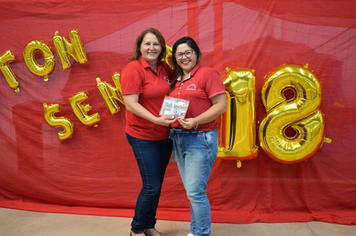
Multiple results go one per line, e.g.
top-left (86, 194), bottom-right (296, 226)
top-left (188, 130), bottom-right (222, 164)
top-left (121, 28), bottom-right (226, 236)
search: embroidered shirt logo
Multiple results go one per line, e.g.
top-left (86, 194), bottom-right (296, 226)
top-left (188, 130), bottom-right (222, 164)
top-left (186, 84), bottom-right (196, 90)
top-left (164, 76), bottom-right (171, 84)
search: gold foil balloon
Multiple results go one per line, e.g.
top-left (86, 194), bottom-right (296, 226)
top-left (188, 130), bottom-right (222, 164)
top-left (53, 29), bottom-right (88, 70)
top-left (23, 40), bottom-right (55, 81)
top-left (96, 73), bottom-right (125, 115)
top-left (0, 50), bottom-right (20, 93)
top-left (259, 64), bottom-right (331, 164)
top-left (68, 91), bottom-right (101, 127)
top-left (163, 45), bottom-right (173, 69)
top-left (43, 103), bottom-right (74, 140)
top-left (218, 68), bottom-right (258, 167)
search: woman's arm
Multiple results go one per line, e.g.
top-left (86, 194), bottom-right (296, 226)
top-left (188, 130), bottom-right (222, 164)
top-left (179, 93), bottom-right (227, 129)
top-left (124, 94), bottom-right (176, 127)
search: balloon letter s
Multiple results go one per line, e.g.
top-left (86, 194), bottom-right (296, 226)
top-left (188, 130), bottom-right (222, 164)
top-left (43, 103), bottom-right (74, 140)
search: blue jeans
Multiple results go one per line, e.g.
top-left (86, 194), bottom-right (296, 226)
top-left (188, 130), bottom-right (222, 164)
top-left (169, 128), bottom-right (218, 236)
top-left (126, 133), bottom-right (172, 234)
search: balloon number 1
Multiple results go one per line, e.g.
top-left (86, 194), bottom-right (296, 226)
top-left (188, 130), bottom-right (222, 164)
top-left (218, 64), bottom-right (331, 167)
top-left (218, 68), bottom-right (258, 168)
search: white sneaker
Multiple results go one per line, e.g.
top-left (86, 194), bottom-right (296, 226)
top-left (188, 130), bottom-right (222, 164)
top-left (187, 234), bottom-right (195, 236)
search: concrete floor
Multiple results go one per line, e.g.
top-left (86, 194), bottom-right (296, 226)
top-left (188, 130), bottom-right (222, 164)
top-left (0, 207), bottom-right (354, 236)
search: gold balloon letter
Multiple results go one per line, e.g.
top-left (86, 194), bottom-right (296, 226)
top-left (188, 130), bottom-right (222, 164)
top-left (218, 68), bottom-right (258, 167)
top-left (163, 45), bottom-right (173, 69)
top-left (68, 91), bottom-right (101, 126)
top-left (0, 50), bottom-right (20, 92)
top-left (259, 64), bottom-right (331, 164)
top-left (43, 103), bottom-right (74, 141)
top-left (53, 29), bottom-right (88, 70)
top-left (96, 73), bottom-right (124, 115)
top-left (23, 40), bottom-right (55, 81)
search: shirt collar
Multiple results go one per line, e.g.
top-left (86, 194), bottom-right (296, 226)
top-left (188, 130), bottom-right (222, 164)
top-left (177, 63), bottom-right (201, 82)
top-left (140, 57), bottom-right (161, 71)
top-left (189, 63), bottom-right (201, 77)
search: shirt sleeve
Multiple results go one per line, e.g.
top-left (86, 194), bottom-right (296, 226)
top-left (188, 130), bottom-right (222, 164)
top-left (204, 69), bottom-right (226, 99)
top-left (120, 61), bottom-right (144, 95)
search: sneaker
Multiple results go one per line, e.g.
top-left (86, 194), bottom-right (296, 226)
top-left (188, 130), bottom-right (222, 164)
top-left (187, 234), bottom-right (195, 236)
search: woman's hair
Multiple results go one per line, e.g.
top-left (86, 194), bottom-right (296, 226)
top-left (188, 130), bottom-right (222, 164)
top-left (170, 36), bottom-right (202, 92)
top-left (131, 28), bottom-right (166, 61)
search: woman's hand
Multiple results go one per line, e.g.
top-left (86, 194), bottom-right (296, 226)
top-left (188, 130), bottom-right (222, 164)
top-left (155, 115), bottom-right (176, 126)
top-left (124, 94), bottom-right (176, 126)
top-left (178, 117), bottom-right (198, 129)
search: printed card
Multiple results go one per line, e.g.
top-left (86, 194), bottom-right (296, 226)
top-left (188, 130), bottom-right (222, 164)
top-left (159, 96), bottom-right (190, 119)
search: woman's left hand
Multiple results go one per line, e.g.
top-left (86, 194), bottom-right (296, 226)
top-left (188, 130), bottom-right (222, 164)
top-left (178, 118), bottom-right (197, 129)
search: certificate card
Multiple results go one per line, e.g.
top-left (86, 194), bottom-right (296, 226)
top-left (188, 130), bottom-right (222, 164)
top-left (159, 96), bottom-right (190, 119)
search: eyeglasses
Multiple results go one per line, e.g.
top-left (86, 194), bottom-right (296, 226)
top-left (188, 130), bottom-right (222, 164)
top-left (174, 50), bottom-right (194, 59)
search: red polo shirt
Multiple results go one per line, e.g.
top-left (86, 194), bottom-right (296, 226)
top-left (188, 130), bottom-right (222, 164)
top-left (120, 58), bottom-right (172, 140)
top-left (170, 64), bottom-right (226, 131)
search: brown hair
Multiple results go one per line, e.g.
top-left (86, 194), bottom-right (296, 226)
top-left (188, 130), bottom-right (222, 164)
top-left (131, 28), bottom-right (166, 62)
top-left (170, 36), bottom-right (202, 92)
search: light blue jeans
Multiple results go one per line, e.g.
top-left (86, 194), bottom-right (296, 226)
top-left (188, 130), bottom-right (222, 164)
top-left (169, 128), bottom-right (218, 236)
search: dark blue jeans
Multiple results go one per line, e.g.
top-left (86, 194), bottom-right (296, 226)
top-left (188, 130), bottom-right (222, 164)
top-left (126, 133), bottom-right (172, 234)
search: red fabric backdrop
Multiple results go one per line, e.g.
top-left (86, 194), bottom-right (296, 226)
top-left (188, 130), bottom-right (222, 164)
top-left (0, 0), bottom-right (355, 225)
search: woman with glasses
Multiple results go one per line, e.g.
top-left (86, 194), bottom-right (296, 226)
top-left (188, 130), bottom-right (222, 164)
top-left (169, 36), bottom-right (227, 236)
top-left (120, 28), bottom-right (176, 236)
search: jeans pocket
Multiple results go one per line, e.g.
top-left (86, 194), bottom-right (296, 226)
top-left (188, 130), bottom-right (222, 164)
top-left (202, 130), bottom-right (214, 147)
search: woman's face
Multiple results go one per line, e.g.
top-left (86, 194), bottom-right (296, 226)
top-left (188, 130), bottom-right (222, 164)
top-left (140, 32), bottom-right (162, 65)
top-left (175, 43), bottom-right (197, 75)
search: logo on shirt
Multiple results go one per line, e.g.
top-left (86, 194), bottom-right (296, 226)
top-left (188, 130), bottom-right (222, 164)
top-left (164, 76), bottom-right (171, 84)
top-left (186, 84), bottom-right (196, 90)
